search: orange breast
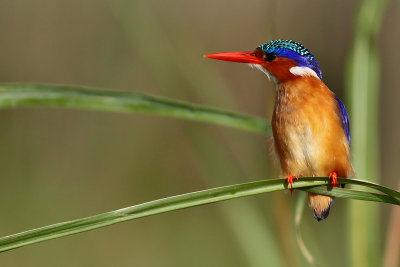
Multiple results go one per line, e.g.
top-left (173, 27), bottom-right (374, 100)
top-left (271, 77), bottom-right (354, 178)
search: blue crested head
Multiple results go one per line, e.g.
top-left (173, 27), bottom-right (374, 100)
top-left (258, 40), bottom-right (322, 79)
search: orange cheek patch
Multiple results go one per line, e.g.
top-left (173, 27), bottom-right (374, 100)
top-left (263, 57), bottom-right (298, 82)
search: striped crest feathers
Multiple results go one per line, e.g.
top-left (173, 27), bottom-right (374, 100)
top-left (258, 40), bottom-right (316, 61)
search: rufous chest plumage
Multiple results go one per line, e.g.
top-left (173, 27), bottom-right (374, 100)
top-left (271, 77), bottom-right (353, 178)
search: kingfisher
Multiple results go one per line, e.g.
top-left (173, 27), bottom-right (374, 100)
top-left (204, 40), bottom-right (354, 221)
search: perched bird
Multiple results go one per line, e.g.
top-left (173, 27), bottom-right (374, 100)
top-left (204, 40), bottom-right (354, 221)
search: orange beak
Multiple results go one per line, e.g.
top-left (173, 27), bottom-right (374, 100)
top-left (203, 51), bottom-right (263, 64)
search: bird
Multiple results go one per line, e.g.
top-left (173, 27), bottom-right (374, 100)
top-left (204, 40), bottom-right (354, 221)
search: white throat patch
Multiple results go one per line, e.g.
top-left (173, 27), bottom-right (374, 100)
top-left (289, 66), bottom-right (319, 79)
top-left (248, 64), bottom-right (277, 83)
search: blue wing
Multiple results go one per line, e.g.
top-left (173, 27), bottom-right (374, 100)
top-left (335, 97), bottom-right (351, 145)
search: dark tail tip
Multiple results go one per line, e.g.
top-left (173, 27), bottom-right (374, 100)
top-left (312, 206), bottom-right (331, 221)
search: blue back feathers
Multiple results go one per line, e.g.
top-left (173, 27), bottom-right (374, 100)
top-left (335, 97), bottom-right (351, 145)
top-left (258, 40), bottom-right (323, 80)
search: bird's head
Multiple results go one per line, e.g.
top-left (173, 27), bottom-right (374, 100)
top-left (204, 40), bottom-right (322, 83)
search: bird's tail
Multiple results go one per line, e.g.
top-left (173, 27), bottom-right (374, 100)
top-left (308, 193), bottom-right (334, 221)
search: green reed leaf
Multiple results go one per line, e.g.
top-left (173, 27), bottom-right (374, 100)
top-left (0, 177), bottom-right (397, 253)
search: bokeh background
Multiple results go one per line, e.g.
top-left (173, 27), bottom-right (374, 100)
top-left (0, 0), bottom-right (399, 266)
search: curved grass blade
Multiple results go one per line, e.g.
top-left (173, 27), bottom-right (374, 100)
top-left (299, 177), bottom-right (400, 201)
top-left (300, 187), bottom-right (399, 205)
top-left (0, 83), bottom-right (269, 134)
top-left (294, 192), bottom-right (320, 267)
top-left (0, 178), bottom-right (397, 253)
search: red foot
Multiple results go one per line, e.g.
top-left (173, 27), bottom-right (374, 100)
top-left (328, 171), bottom-right (338, 186)
top-left (287, 175), bottom-right (298, 195)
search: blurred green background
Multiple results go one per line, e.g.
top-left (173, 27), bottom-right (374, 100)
top-left (0, 0), bottom-right (399, 266)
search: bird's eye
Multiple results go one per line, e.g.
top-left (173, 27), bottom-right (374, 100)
top-left (264, 53), bottom-right (277, 62)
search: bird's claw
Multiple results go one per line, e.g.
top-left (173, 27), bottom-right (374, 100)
top-left (287, 175), bottom-right (298, 195)
top-left (328, 171), bottom-right (338, 186)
